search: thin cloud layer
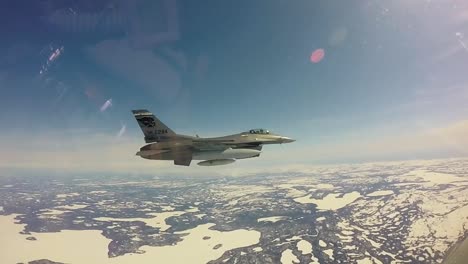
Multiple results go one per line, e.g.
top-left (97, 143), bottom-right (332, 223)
top-left (1, 119), bottom-right (467, 176)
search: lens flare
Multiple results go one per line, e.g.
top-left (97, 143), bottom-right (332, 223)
top-left (310, 49), bottom-right (325, 63)
top-left (100, 98), bottom-right (112, 112)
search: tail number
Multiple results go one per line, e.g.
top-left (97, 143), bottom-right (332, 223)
top-left (156, 129), bottom-right (168, 134)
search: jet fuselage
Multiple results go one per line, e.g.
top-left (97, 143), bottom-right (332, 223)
top-left (132, 110), bottom-right (295, 166)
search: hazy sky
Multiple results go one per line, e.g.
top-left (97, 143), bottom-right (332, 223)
top-left (1, 0), bottom-right (468, 176)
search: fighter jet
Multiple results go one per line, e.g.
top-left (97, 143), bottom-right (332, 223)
top-left (132, 109), bottom-right (295, 166)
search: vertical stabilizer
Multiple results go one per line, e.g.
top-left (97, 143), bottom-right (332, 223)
top-left (132, 109), bottom-right (176, 143)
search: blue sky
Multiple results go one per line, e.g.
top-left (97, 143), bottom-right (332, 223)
top-left (1, 0), bottom-right (468, 175)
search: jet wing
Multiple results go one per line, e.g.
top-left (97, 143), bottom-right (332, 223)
top-left (192, 141), bottom-right (232, 151)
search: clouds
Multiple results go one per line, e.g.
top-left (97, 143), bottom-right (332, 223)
top-left (305, 119), bottom-right (468, 163)
top-left (247, 117), bottom-right (468, 169)
top-left (1, 119), bottom-right (468, 177)
top-left (0, 132), bottom-right (167, 175)
top-left (0, 130), bottom-right (230, 177)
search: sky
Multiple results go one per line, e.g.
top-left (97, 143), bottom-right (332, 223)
top-left (1, 0), bottom-right (468, 176)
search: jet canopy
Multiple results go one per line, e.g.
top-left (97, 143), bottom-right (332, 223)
top-left (248, 128), bottom-right (270, 134)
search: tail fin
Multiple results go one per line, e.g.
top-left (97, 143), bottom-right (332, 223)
top-left (132, 109), bottom-right (176, 143)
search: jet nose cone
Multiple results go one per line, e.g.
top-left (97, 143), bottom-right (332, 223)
top-left (281, 137), bottom-right (295, 143)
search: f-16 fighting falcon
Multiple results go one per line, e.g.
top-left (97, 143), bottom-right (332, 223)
top-left (132, 109), bottom-right (295, 166)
